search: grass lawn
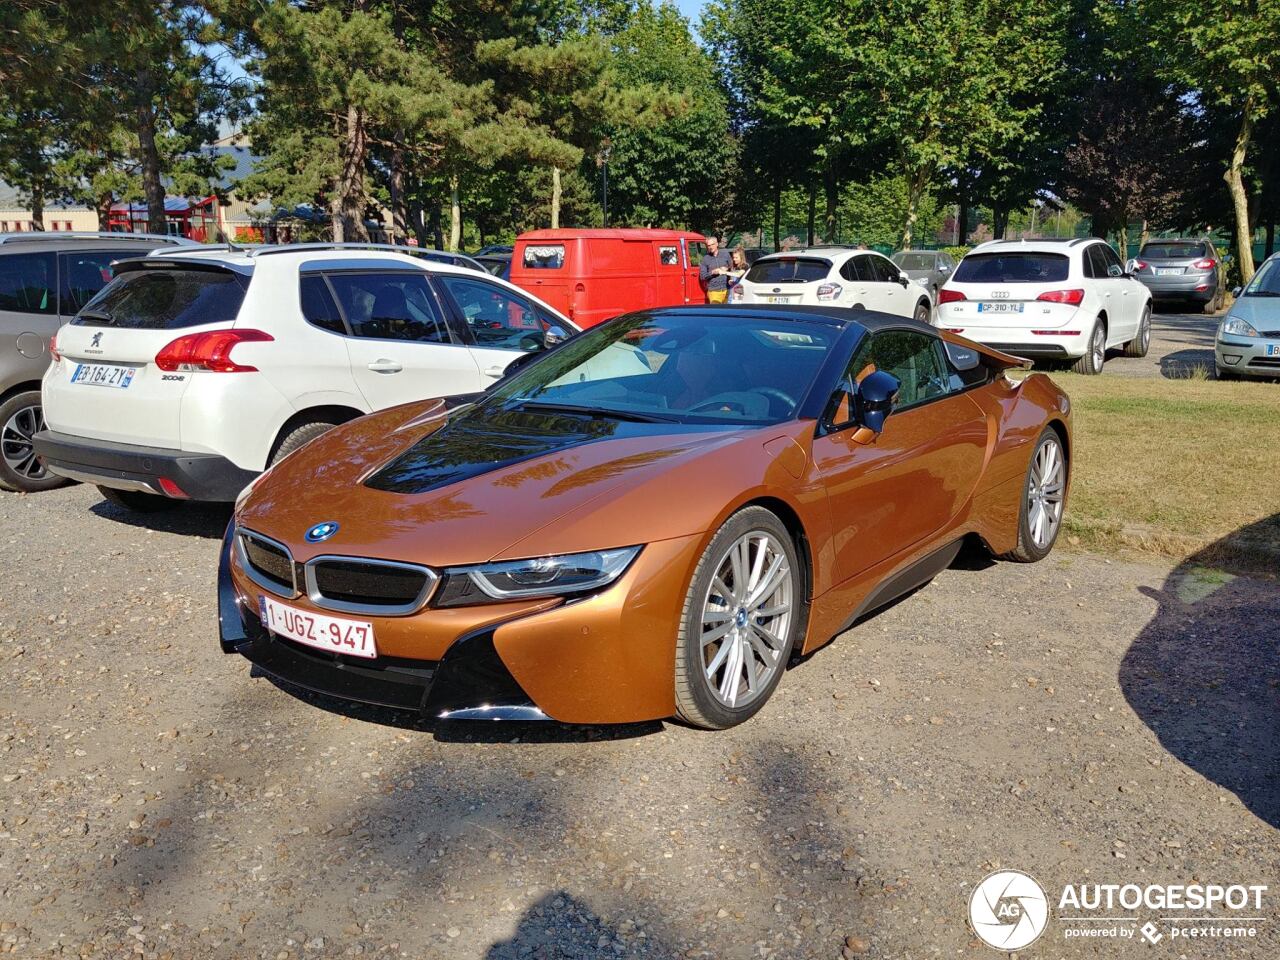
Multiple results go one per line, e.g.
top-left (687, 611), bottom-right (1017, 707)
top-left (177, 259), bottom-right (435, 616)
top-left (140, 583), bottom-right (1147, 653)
top-left (1039, 372), bottom-right (1280, 574)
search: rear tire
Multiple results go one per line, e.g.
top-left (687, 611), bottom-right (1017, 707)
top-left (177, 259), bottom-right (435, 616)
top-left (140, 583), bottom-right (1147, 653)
top-left (269, 420), bottom-right (337, 467)
top-left (913, 299), bottom-right (931, 325)
top-left (1000, 426), bottom-right (1067, 563)
top-left (0, 390), bottom-right (69, 493)
top-left (1122, 307), bottom-right (1151, 358)
top-left (1070, 321), bottom-right (1106, 375)
top-left (97, 485), bottom-right (178, 512)
top-left (674, 506), bottom-right (802, 730)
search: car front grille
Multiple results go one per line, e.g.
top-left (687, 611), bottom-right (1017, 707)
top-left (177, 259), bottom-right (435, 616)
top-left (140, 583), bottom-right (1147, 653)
top-left (305, 557), bottom-right (438, 616)
top-left (237, 529), bottom-right (298, 595)
top-left (1247, 357), bottom-right (1280, 368)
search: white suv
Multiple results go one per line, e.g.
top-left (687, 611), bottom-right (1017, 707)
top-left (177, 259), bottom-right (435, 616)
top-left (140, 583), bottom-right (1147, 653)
top-left (936, 238), bottom-right (1152, 374)
top-left (730, 247), bottom-right (933, 323)
top-left (34, 244), bottom-right (577, 510)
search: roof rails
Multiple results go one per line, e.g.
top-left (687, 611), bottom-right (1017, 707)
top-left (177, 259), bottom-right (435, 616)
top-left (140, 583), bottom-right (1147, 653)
top-left (0, 230), bottom-right (199, 246)
top-left (245, 242), bottom-right (466, 260)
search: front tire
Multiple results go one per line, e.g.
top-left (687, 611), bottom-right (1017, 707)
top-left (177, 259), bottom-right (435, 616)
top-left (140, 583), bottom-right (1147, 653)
top-left (674, 507), bottom-right (801, 730)
top-left (1000, 427), bottom-right (1067, 563)
top-left (1070, 321), bottom-right (1106, 375)
top-left (0, 390), bottom-right (69, 493)
top-left (269, 421), bottom-right (337, 466)
top-left (1122, 307), bottom-right (1151, 358)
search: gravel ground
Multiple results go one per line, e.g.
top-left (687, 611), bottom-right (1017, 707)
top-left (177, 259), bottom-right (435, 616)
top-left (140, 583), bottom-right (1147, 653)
top-left (1103, 305), bottom-right (1218, 379)
top-left (1, 484), bottom-right (1277, 960)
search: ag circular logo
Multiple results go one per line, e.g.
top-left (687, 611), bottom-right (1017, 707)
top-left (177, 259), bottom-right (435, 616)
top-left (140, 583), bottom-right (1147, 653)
top-left (304, 521), bottom-right (340, 543)
top-left (969, 870), bottom-right (1050, 951)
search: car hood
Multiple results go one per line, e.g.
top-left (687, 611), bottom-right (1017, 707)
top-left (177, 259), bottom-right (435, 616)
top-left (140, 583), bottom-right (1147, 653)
top-left (1227, 296), bottom-right (1280, 334)
top-left (236, 398), bottom-right (779, 567)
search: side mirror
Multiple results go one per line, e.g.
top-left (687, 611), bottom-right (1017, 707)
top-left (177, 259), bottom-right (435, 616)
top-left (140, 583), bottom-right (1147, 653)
top-left (897, 273), bottom-right (910, 288)
top-left (544, 324), bottom-right (569, 348)
top-left (1125, 259), bottom-right (1137, 274)
top-left (1232, 286), bottom-right (1242, 298)
top-left (855, 370), bottom-right (900, 435)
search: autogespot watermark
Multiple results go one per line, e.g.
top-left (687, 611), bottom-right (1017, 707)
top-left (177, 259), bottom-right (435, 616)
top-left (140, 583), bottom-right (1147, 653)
top-left (968, 872), bottom-right (1268, 950)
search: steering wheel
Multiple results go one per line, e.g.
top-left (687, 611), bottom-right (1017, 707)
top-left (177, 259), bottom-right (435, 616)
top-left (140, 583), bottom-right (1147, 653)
top-left (753, 386), bottom-right (796, 415)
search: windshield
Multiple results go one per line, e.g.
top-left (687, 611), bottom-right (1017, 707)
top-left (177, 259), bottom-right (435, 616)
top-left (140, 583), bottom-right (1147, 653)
top-left (952, 252), bottom-right (1069, 284)
top-left (893, 253), bottom-right (934, 270)
top-left (745, 257), bottom-right (831, 284)
top-left (484, 312), bottom-right (838, 425)
top-left (1241, 258), bottom-right (1280, 297)
top-left (1140, 242), bottom-right (1207, 260)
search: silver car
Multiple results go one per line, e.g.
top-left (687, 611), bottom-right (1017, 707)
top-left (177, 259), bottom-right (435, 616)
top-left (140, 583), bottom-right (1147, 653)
top-left (1130, 238), bottom-right (1225, 314)
top-left (891, 249), bottom-right (956, 303)
top-left (1216, 253), bottom-right (1280, 380)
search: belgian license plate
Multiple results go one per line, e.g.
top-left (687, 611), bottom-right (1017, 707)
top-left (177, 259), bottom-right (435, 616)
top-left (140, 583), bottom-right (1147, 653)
top-left (977, 302), bottom-right (1024, 314)
top-left (1156, 267), bottom-right (1183, 276)
top-left (765, 295), bottom-right (791, 304)
top-left (1267, 344), bottom-right (1280, 357)
top-left (71, 363), bottom-right (136, 388)
top-left (259, 595), bottom-right (377, 659)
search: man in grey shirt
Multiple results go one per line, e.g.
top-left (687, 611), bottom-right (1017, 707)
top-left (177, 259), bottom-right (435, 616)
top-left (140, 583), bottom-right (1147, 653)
top-left (699, 236), bottom-right (733, 303)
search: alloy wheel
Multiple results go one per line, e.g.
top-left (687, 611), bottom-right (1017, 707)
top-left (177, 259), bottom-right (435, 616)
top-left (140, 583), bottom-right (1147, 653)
top-left (1091, 326), bottom-right (1105, 370)
top-left (700, 531), bottom-right (794, 709)
top-left (1, 403), bottom-right (47, 482)
top-left (1140, 311), bottom-right (1151, 351)
top-left (1027, 436), bottom-right (1065, 549)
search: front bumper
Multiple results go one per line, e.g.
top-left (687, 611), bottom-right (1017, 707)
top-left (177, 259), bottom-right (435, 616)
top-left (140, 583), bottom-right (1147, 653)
top-left (34, 429), bottom-right (258, 501)
top-left (219, 523), bottom-right (705, 723)
top-left (1216, 334), bottom-right (1280, 378)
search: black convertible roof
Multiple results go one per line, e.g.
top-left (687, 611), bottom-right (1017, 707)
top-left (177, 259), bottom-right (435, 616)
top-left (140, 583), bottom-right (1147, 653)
top-left (643, 303), bottom-right (936, 335)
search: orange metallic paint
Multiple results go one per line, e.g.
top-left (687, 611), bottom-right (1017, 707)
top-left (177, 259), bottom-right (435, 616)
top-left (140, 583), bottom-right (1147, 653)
top-left (232, 350), bottom-right (1070, 723)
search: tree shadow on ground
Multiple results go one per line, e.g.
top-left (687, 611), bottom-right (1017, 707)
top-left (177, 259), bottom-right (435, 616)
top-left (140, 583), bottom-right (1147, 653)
top-left (1158, 348), bottom-right (1216, 379)
top-left (484, 891), bottom-right (672, 959)
top-left (1120, 514), bottom-right (1280, 828)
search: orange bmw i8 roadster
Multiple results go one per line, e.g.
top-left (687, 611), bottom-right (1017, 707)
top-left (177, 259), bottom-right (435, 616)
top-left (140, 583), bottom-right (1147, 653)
top-left (220, 305), bottom-right (1070, 729)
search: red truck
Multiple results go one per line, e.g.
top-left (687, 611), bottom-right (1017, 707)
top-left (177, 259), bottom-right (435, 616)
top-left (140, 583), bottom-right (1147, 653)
top-left (509, 228), bottom-right (710, 328)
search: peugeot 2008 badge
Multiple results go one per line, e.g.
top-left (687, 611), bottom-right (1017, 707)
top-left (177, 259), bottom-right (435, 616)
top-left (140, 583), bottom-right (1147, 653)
top-left (304, 521), bottom-right (340, 543)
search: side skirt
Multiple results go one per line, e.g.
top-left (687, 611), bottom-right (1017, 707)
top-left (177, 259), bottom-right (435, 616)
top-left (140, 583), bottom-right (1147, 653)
top-left (836, 537), bottom-right (965, 635)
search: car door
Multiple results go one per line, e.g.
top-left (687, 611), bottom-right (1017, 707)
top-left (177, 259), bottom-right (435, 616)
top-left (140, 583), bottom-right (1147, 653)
top-left (685, 239), bottom-right (708, 303)
top-left (1099, 242), bottom-right (1140, 338)
top-left (867, 254), bottom-right (905, 315)
top-left (0, 250), bottom-right (59, 386)
top-left (810, 328), bottom-right (988, 581)
top-left (433, 273), bottom-right (559, 383)
top-left (325, 268), bottom-right (484, 409)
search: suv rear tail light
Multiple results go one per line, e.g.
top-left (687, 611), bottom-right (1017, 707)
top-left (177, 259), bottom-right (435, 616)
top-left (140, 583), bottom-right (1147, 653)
top-left (1036, 289), bottom-right (1085, 306)
top-left (49, 331), bottom-right (60, 361)
top-left (1133, 260), bottom-right (1148, 271)
top-left (1193, 258), bottom-right (1216, 270)
top-left (155, 329), bottom-right (273, 373)
top-left (816, 282), bottom-right (842, 302)
top-left (938, 289), bottom-right (966, 304)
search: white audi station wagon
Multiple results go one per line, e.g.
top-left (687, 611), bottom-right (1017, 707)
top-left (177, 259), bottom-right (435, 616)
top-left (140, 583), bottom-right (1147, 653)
top-left (35, 244), bottom-right (580, 510)
top-left (936, 238), bottom-right (1152, 374)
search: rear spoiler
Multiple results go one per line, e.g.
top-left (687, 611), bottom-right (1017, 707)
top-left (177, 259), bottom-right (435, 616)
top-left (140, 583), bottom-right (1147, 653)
top-left (939, 330), bottom-right (1033, 371)
top-left (111, 257), bottom-right (253, 277)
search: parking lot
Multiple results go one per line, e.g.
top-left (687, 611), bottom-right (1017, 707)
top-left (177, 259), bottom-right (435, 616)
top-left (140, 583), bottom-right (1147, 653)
top-left (3, 433), bottom-right (1277, 958)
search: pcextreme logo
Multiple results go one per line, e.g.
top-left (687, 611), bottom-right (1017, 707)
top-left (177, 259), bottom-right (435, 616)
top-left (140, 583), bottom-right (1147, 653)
top-left (969, 872), bottom-right (1269, 950)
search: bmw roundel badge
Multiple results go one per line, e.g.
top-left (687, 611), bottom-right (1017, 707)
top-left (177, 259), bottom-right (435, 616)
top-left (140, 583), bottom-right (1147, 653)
top-left (305, 521), bottom-right (340, 543)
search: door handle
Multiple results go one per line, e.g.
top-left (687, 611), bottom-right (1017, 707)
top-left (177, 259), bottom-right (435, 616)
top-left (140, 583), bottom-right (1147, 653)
top-left (483, 364), bottom-right (507, 378)
top-left (367, 359), bottom-right (402, 373)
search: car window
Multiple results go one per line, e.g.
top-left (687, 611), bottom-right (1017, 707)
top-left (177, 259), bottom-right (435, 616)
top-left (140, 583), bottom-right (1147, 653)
top-left (746, 257), bottom-right (831, 284)
top-left (1084, 245), bottom-right (1106, 279)
top-left (1099, 244), bottom-right (1124, 277)
top-left (953, 252), bottom-right (1070, 284)
top-left (838, 258), bottom-right (861, 282)
top-left (74, 268), bottom-right (248, 329)
top-left (1139, 242), bottom-right (1204, 260)
top-left (437, 276), bottom-right (551, 352)
top-left (326, 272), bottom-right (451, 343)
top-left (895, 253), bottom-right (934, 270)
top-left (869, 255), bottom-right (900, 283)
top-left (299, 274), bottom-right (346, 334)
top-left (687, 241), bottom-right (708, 267)
top-left (658, 244), bottom-right (679, 266)
top-left (0, 251), bottom-right (57, 315)
top-left (59, 250), bottom-right (120, 313)
top-left (521, 244), bottom-right (564, 269)
top-left (1240, 257), bottom-right (1280, 296)
top-left (836, 330), bottom-right (951, 414)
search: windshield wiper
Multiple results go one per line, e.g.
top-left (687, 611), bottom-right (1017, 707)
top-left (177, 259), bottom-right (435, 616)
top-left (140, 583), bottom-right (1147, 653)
top-left (77, 309), bottom-right (115, 324)
top-left (507, 399), bottom-right (679, 423)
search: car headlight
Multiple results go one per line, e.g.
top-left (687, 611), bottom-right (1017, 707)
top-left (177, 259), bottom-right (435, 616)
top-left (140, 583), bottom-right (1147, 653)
top-left (1220, 317), bottom-right (1259, 338)
top-left (435, 546), bottom-right (642, 606)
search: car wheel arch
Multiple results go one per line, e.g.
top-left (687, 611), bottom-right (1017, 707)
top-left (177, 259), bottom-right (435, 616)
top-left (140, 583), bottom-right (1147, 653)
top-left (0, 379), bottom-right (44, 407)
top-left (267, 404), bottom-right (366, 466)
